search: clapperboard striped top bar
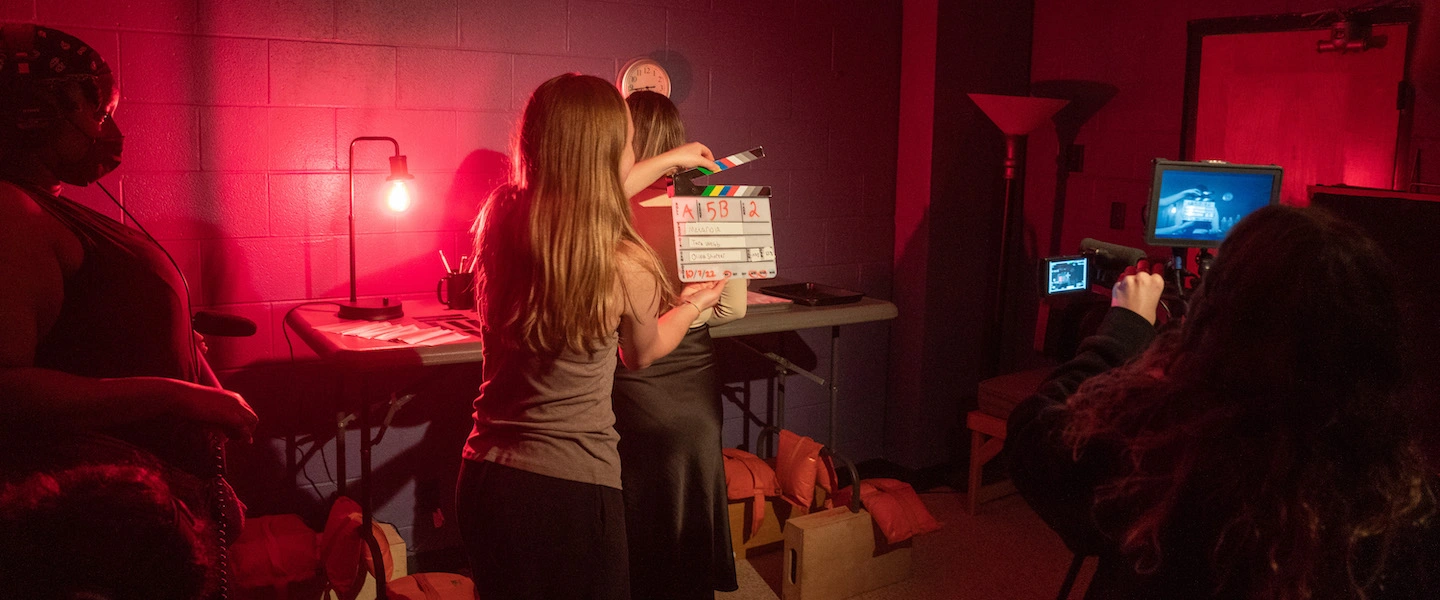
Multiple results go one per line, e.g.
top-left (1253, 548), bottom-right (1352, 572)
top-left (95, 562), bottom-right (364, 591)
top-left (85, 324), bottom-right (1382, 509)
top-left (696, 147), bottom-right (765, 175)
top-left (698, 184), bottom-right (771, 197)
top-left (670, 146), bottom-right (767, 197)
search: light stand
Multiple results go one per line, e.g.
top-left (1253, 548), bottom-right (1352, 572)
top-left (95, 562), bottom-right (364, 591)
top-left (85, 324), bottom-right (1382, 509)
top-left (968, 94), bottom-right (1068, 375)
top-left (339, 136), bottom-right (414, 321)
top-left (1029, 80), bottom-right (1117, 256)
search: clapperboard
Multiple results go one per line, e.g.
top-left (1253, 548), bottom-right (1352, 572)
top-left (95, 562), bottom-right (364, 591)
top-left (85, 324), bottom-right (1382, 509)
top-left (668, 147), bottom-right (776, 282)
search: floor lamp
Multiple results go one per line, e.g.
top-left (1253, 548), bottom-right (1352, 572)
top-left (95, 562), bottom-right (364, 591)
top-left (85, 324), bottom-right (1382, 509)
top-left (968, 94), bottom-right (1068, 375)
top-left (339, 136), bottom-right (414, 321)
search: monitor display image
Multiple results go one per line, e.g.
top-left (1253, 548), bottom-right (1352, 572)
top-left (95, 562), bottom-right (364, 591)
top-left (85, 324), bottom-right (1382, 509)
top-left (1044, 256), bottom-right (1089, 295)
top-left (1144, 160), bottom-right (1282, 248)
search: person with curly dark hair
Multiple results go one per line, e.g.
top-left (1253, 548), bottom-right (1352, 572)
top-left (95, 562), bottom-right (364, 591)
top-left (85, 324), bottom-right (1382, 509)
top-left (0, 464), bottom-right (213, 600)
top-left (1008, 205), bottom-right (1438, 598)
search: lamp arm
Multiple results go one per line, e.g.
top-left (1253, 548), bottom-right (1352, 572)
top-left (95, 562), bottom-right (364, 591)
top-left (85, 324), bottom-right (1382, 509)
top-left (346, 136), bottom-right (402, 304)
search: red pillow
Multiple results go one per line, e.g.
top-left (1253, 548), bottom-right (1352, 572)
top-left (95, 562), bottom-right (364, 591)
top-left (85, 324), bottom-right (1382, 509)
top-left (834, 478), bottom-right (942, 544)
top-left (722, 448), bottom-right (780, 537)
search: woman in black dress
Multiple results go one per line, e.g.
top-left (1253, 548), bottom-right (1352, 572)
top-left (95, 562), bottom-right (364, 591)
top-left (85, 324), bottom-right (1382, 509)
top-left (613, 91), bottom-right (746, 599)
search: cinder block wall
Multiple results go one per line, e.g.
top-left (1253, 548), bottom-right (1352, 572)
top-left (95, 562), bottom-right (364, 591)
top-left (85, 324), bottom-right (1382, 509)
top-left (13, 0), bottom-right (901, 557)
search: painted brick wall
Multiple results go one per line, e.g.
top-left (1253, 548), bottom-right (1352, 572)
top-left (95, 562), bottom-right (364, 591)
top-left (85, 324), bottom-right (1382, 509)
top-left (11, 0), bottom-right (901, 557)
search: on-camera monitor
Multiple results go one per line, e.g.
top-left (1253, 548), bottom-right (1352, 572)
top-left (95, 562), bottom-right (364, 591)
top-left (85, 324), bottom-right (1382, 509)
top-left (1044, 256), bottom-right (1089, 295)
top-left (1144, 159), bottom-right (1282, 248)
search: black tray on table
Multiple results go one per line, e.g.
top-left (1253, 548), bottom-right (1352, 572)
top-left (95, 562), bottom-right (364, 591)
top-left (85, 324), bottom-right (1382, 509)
top-left (759, 282), bottom-right (864, 306)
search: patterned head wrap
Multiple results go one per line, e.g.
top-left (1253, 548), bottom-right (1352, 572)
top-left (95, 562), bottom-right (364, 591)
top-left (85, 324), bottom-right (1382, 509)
top-left (0, 24), bottom-right (112, 82)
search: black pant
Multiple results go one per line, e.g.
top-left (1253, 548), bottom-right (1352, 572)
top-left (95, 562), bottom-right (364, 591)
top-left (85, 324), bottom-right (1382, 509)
top-left (456, 459), bottom-right (629, 600)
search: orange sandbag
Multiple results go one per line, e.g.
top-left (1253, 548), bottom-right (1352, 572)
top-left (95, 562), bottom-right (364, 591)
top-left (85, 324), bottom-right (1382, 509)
top-left (722, 448), bottom-right (780, 537)
top-left (230, 514), bottom-right (321, 600)
top-left (776, 430), bottom-right (824, 512)
top-left (318, 496), bottom-right (395, 600)
top-left (387, 572), bottom-right (476, 600)
top-left (833, 478), bottom-right (942, 544)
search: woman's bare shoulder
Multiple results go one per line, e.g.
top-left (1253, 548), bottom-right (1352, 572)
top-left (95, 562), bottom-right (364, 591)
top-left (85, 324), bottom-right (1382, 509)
top-left (0, 182), bottom-right (79, 265)
top-left (0, 180), bottom-right (45, 219)
top-left (0, 182), bottom-right (65, 241)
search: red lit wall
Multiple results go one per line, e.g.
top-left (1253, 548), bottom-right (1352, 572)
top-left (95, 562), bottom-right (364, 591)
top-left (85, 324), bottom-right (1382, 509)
top-left (1023, 0), bottom-right (1433, 255)
top-left (16, 0), bottom-right (901, 546)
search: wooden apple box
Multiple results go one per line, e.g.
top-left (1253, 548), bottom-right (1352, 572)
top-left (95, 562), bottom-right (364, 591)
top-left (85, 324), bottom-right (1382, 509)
top-left (728, 497), bottom-right (794, 559)
top-left (781, 507), bottom-right (911, 600)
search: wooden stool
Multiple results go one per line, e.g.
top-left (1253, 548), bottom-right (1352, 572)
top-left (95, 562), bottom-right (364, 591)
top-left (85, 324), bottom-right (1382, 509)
top-left (967, 367), bottom-right (1052, 514)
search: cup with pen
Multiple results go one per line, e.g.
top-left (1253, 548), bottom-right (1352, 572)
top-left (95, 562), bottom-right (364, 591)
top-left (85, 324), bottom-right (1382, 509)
top-left (437, 251), bottom-right (477, 311)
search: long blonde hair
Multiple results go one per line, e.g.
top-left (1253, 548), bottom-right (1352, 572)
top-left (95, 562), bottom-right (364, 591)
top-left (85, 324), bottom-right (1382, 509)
top-left (626, 90), bottom-right (686, 163)
top-left (474, 73), bottom-right (668, 355)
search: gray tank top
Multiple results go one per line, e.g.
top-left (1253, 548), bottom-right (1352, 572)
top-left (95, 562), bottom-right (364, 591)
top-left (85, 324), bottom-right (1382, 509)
top-left (463, 331), bottom-right (623, 489)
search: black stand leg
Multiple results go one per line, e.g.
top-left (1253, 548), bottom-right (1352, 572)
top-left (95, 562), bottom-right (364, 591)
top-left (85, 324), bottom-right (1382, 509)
top-left (1056, 552), bottom-right (1086, 600)
top-left (358, 383), bottom-right (387, 599)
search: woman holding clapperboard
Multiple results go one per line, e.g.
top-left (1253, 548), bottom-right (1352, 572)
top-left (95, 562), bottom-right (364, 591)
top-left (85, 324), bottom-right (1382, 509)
top-left (613, 90), bottom-right (748, 599)
top-left (457, 74), bottom-right (724, 600)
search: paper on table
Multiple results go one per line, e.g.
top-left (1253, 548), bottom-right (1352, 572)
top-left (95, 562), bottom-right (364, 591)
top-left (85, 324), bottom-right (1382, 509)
top-left (374, 324), bottom-right (422, 341)
top-left (398, 327), bottom-right (453, 345)
top-left (416, 332), bottom-right (470, 346)
top-left (314, 319), bottom-right (474, 345)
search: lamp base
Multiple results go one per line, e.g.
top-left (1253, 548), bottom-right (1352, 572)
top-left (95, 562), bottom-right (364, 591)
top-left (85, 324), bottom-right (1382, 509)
top-left (337, 298), bottom-right (405, 321)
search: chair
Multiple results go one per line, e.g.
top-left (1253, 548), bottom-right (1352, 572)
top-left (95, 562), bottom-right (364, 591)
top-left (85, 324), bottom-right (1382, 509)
top-left (967, 367), bottom-right (1051, 514)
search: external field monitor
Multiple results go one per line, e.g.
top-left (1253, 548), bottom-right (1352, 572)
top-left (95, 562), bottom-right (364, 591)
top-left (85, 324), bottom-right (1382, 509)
top-left (1144, 159), bottom-right (1282, 248)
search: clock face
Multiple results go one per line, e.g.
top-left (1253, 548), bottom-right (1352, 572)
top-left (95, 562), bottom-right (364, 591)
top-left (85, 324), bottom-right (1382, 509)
top-left (619, 58), bottom-right (671, 98)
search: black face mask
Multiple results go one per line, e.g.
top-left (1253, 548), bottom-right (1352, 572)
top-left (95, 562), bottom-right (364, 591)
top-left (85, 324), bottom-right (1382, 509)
top-left (54, 114), bottom-right (123, 186)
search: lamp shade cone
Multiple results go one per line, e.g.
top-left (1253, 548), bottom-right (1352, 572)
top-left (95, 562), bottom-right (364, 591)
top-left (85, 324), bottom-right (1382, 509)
top-left (968, 93), bottom-right (1069, 136)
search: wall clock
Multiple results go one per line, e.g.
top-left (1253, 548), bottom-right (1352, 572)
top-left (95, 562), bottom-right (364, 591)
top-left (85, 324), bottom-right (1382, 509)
top-left (618, 57), bottom-right (671, 98)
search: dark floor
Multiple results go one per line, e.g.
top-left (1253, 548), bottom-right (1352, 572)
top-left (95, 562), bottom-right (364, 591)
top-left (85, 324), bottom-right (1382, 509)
top-left (718, 490), bottom-right (1095, 600)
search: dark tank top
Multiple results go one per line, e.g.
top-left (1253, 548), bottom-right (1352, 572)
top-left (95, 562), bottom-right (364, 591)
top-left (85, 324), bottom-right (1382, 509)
top-left (18, 185), bottom-right (218, 478)
top-left (6, 185), bottom-right (241, 570)
top-left (25, 185), bottom-right (194, 382)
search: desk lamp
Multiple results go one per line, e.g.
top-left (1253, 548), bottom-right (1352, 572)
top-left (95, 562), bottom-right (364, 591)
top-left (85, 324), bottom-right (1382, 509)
top-left (968, 94), bottom-right (1067, 374)
top-left (339, 136), bottom-right (413, 321)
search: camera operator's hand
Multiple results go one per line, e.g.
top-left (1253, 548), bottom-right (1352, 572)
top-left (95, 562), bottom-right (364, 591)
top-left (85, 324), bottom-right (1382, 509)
top-left (1112, 259), bottom-right (1166, 325)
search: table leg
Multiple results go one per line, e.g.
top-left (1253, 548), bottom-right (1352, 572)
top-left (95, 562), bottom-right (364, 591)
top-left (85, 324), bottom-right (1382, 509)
top-left (357, 390), bottom-right (388, 599)
top-left (336, 410), bottom-right (348, 498)
top-left (775, 335), bottom-right (787, 438)
top-left (829, 325), bottom-right (840, 449)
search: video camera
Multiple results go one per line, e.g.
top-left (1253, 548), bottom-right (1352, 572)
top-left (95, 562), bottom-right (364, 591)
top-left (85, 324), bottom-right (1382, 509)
top-left (1041, 159), bottom-right (1283, 305)
top-left (1040, 238), bottom-right (1149, 297)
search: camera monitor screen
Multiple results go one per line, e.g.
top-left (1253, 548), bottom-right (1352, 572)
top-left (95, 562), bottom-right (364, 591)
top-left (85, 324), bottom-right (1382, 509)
top-left (1043, 256), bottom-right (1089, 296)
top-left (1144, 159), bottom-right (1282, 248)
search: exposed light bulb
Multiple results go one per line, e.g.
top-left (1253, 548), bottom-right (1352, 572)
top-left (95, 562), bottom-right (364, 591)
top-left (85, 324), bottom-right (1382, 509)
top-left (387, 180), bottom-right (411, 212)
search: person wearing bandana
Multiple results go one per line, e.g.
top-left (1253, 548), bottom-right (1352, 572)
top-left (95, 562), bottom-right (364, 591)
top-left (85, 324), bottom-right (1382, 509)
top-left (0, 24), bottom-right (256, 599)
